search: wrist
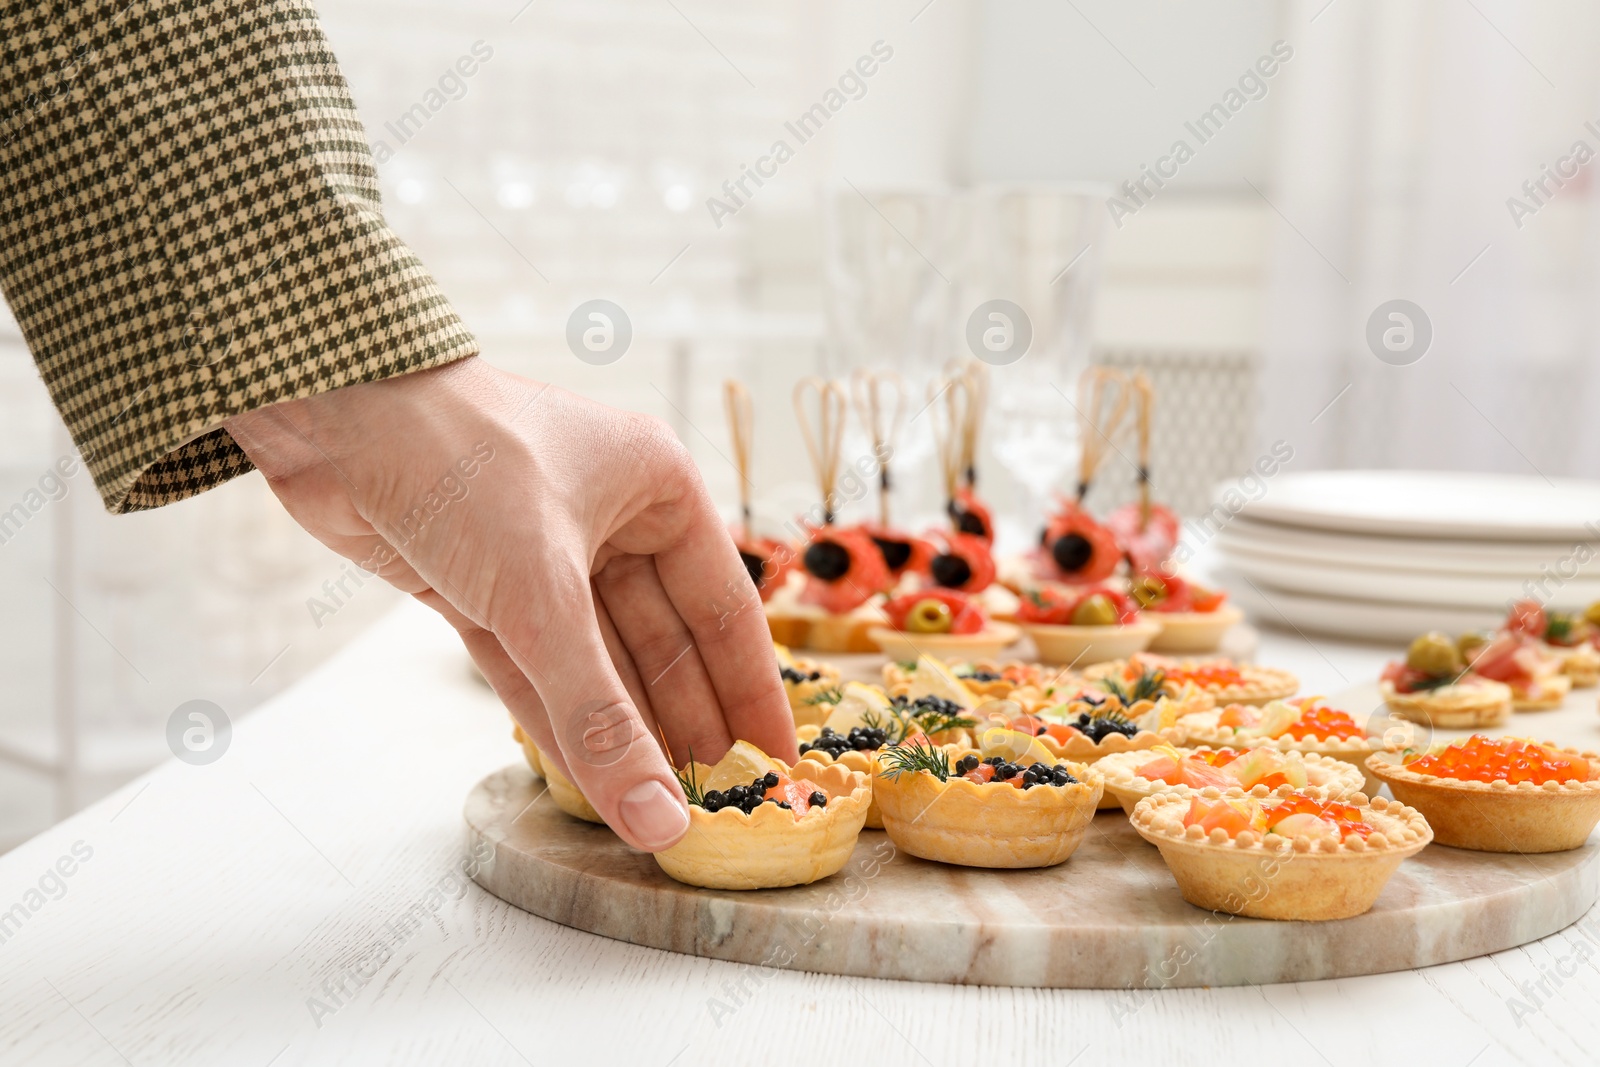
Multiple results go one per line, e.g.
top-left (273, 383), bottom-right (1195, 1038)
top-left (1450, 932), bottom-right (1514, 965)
top-left (225, 356), bottom-right (486, 480)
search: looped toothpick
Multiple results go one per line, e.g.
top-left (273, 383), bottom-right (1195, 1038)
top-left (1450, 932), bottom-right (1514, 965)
top-left (722, 379), bottom-right (755, 529)
top-left (929, 372), bottom-right (972, 512)
top-left (794, 377), bottom-right (847, 525)
top-left (1130, 370), bottom-right (1154, 529)
top-left (950, 358), bottom-right (987, 490)
top-left (1076, 366), bottom-right (1131, 504)
top-left (850, 368), bottom-right (905, 526)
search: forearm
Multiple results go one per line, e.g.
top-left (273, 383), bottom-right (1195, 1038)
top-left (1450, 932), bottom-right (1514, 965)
top-left (0, 0), bottom-right (475, 513)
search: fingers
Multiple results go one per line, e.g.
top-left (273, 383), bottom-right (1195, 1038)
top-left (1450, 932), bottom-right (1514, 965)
top-left (594, 553), bottom-right (734, 767)
top-left (647, 479), bottom-right (797, 762)
top-left (452, 619), bottom-right (570, 778)
top-left (490, 553), bottom-right (691, 852)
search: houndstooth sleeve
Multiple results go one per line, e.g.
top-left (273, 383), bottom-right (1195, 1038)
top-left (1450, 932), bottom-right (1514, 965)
top-left (0, 0), bottom-right (479, 512)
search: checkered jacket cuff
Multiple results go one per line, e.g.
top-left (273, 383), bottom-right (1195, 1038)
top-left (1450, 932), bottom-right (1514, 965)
top-left (0, 0), bottom-right (478, 512)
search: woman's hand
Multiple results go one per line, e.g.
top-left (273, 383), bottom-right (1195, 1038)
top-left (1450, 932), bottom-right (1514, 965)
top-left (224, 356), bottom-right (795, 852)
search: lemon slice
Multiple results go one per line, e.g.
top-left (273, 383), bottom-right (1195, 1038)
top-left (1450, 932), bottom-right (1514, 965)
top-left (773, 642), bottom-right (797, 668)
top-left (907, 655), bottom-right (977, 710)
top-left (703, 740), bottom-right (782, 792)
top-left (979, 727), bottom-right (1055, 767)
top-left (822, 682), bottom-right (894, 734)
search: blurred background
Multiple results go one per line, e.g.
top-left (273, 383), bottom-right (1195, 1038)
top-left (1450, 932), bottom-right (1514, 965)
top-left (5, 0), bottom-right (1600, 848)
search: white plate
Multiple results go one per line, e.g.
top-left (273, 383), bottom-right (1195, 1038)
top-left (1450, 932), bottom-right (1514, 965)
top-left (1216, 544), bottom-right (1600, 611)
top-left (1215, 515), bottom-right (1599, 577)
top-left (1227, 470), bottom-right (1600, 541)
top-left (1219, 570), bottom-right (1502, 642)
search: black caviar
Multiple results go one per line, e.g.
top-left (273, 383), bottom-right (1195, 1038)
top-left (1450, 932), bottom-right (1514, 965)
top-left (798, 725), bottom-right (891, 759)
top-left (1072, 712), bottom-right (1138, 744)
top-left (781, 666), bottom-right (823, 685)
top-left (953, 753), bottom-right (1078, 789)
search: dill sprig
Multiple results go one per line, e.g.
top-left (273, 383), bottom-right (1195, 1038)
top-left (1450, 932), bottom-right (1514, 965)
top-left (802, 686), bottom-right (844, 706)
top-left (910, 707), bottom-right (977, 738)
top-left (878, 740), bottom-right (950, 782)
top-left (1101, 667), bottom-right (1166, 705)
top-left (1547, 614), bottom-right (1577, 645)
top-left (673, 750), bottom-right (705, 807)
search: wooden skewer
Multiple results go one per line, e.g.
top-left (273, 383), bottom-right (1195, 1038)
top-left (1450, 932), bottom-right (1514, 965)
top-left (850, 368), bottom-right (905, 527)
top-left (722, 379), bottom-right (755, 530)
top-left (929, 373), bottom-right (969, 515)
top-left (793, 377), bottom-right (847, 525)
top-left (1076, 366), bottom-right (1131, 504)
top-left (959, 359), bottom-right (987, 491)
top-left (1131, 370), bottom-right (1154, 529)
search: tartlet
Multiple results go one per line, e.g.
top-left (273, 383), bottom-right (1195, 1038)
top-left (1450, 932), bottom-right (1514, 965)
top-left (1010, 585), bottom-right (1160, 666)
top-left (1379, 632), bottom-right (1514, 727)
top-left (1176, 698), bottom-right (1383, 795)
top-left (882, 656), bottom-right (1080, 711)
top-left (775, 643), bottom-right (843, 727)
top-left (792, 686), bottom-right (975, 828)
top-left (873, 735), bottom-right (1103, 868)
top-left (868, 588), bottom-right (1020, 662)
top-left (656, 744), bottom-right (871, 889)
top-left (510, 724), bottom-right (606, 824)
top-left (1500, 599), bottom-right (1599, 689)
top-left (1096, 744), bottom-right (1367, 815)
top-left (1086, 654), bottom-right (1298, 707)
top-left (1130, 571), bottom-right (1244, 655)
top-left (1366, 736), bottom-right (1600, 853)
top-left (1131, 787), bottom-right (1433, 920)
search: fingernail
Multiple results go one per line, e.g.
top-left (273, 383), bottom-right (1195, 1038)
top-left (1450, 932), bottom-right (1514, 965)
top-left (618, 779), bottom-right (690, 850)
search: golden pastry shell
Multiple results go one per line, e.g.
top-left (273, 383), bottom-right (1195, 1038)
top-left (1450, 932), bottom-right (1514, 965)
top-left (1130, 786), bottom-right (1432, 921)
top-left (654, 759), bottom-right (871, 890)
top-left (1096, 746), bottom-right (1367, 815)
top-left (1365, 742), bottom-right (1600, 853)
top-left (873, 751), bottom-right (1103, 868)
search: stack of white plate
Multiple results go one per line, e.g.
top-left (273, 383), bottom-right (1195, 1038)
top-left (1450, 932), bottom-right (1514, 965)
top-left (1213, 470), bottom-right (1600, 642)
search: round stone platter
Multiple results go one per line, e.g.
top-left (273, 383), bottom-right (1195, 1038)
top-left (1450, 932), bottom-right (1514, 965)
top-left (465, 763), bottom-right (1600, 989)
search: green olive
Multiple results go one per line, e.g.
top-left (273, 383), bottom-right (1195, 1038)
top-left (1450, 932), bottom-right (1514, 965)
top-left (1456, 630), bottom-right (1491, 663)
top-left (1585, 601), bottom-right (1600, 628)
top-left (1071, 594), bottom-right (1120, 627)
top-left (905, 598), bottom-right (953, 634)
top-left (1406, 631), bottom-right (1463, 675)
top-left (1130, 575), bottom-right (1167, 609)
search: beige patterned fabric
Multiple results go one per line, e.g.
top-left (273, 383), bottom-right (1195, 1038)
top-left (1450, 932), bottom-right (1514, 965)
top-left (0, 0), bottom-right (477, 512)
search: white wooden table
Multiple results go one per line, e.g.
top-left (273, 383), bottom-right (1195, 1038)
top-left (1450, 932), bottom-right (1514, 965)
top-left (2, 599), bottom-right (1596, 1067)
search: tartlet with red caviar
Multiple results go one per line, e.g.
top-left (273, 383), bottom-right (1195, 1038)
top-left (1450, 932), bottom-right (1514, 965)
top-left (1366, 735), bottom-right (1600, 853)
top-left (1009, 585), bottom-right (1159, 666)
top-left (1096, 744), bottom-right (1366, 815)
top-left (1131, 786), bottom-right (1432, 920)
top-left (1176, 697), bottom-right (1383, 795)
top-left (657, 742), bottom-right (871, 889)
top-left (1087, 654), bottom-right (1298, 707)
top-left (1379, 632), bottom-right (1514, 727)
top-left (873, 731), bottom-right (1103, 868)
top-left (1128, 570), bottom-right (1243, 655)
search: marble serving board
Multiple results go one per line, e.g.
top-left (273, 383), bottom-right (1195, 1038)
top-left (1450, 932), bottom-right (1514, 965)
top-left (465, 763), bottom-right (1600, 989)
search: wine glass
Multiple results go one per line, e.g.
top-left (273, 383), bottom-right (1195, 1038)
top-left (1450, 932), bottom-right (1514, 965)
top-left (964, 183), bottom-right (1108, 539)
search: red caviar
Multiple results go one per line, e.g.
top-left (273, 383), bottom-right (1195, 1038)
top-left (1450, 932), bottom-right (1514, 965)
top-left (1283, 703), bottom-right (1366, 742)
top-left (1406, 735), bottom-right (1590, 786)
top-left (1163, 663), bottom-right (1245, 689)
